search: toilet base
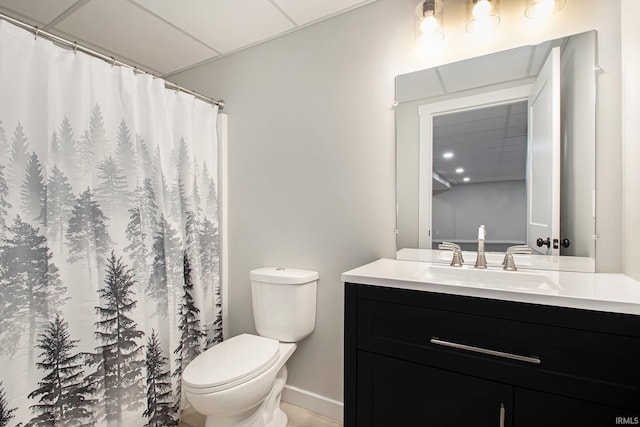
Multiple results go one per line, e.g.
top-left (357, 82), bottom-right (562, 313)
top-left (204, 365), bottom-right (289, 427)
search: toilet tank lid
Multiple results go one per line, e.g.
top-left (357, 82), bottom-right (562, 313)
top-left (250, 267), bottom-right (319, 284)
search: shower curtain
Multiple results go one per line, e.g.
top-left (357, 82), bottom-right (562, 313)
top-left (0, 19), bottom-right (222, 427)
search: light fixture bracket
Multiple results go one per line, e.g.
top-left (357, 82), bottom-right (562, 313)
top-left (422, 0), bottom-right (436, 17)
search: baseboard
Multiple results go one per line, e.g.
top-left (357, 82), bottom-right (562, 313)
top-left (281, 385), bottom-right (344, 423)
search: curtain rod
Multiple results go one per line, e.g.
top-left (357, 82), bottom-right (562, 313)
top-left (0, 11), bottom-right (225, 109)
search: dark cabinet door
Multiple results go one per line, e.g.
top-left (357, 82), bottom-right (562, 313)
top-left (357, 351), bottom-right (513, 427)
top-left (514, 388), bottom-right (632, 427)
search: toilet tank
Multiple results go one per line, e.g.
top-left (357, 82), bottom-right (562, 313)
top-left (250, 267), bottom-right (318, 343)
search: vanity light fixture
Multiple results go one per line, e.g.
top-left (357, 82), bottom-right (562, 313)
top-left (443, 151), bottom-right (454, 159)
top-left (415, 0), bottom-right (444, 49)
top-left (456, 167), bottom-right (464, 173)
top-left (466, 0), bottom-right (500, 33)
top-left (524, 0), bottom-right (566, 19)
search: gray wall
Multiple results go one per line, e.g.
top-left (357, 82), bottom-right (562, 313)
top-left (172, 0), bottom-right (402, 405)
top-left (171, 0), bottom-right (627, 408)
top-left (432, 181), bottom-right (526, 247)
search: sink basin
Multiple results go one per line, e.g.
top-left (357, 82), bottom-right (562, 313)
top-left (436, 251), bottom-right (532, 267)
top-left (420, 264), bottom-right (561, 293)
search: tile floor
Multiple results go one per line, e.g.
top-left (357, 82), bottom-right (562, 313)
top-left (179, 402), bottom-right (343, 427)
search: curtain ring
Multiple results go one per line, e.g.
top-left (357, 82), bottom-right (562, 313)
top-left (73, 42), bottom-right (78, 53)
top-left (34, 27), bottom-right (39, 39)
top-left (111, 56), bottom-right (116, 67)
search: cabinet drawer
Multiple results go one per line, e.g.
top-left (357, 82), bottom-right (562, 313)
top-left (357, 298), bottom-right (640, 410)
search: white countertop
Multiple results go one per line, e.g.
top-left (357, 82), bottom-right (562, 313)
top-left (342, 258), bottom-right (640, 315)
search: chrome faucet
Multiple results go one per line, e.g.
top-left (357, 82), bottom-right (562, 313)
top-left (502, 245), bottom-right (533, 271)
top-left (438, 242), bottom-right (464, 267)
top-left (474, 225), bottom-right (487, 269)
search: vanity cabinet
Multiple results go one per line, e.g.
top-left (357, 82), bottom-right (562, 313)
top-left (344, 283), bottom-right (640, 426)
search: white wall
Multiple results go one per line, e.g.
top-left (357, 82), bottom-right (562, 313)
top-left (621, 0), bottom-right (640, 280)
top-left (171, 0), bottom-right (624, 415)
top-left (396, 98), bottom-right (420, 250)
top-left (560, 31), bottom-right (596, 258)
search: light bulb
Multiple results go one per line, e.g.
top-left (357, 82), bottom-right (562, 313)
top-left (420, 14), bottom-right (438, 33)
top-left (472, 0), bottom-right (492, 18)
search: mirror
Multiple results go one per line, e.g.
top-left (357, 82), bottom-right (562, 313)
top-left (395, 31), bottom-right (596, 271)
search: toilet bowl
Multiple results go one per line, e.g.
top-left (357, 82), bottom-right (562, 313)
top-left (183, 334), bottom-right (296, 427)
top-left (183, 267), bottom-right (318, 427)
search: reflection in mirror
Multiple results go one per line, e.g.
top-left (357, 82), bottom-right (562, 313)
top-left (432, 101), bottom-right (528, 253)
top-left (395, 31), bottom-right (596, 272)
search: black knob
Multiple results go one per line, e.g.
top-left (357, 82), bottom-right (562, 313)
top-left (536, 237), bottom-right (551, 248)
top-left (561, 238), bottom-right (571, 248)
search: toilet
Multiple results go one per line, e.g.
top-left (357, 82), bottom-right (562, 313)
top-left (182, 267), bottom-right (318, 427)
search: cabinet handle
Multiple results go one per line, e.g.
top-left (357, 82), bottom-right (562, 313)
top-left (430, 338), bottom-right (541, 364)
top-left (499, 403), bottom-right (505, 427)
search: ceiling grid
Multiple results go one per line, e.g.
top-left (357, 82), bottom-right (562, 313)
top-left (0, 0), bottom-right (377, 75)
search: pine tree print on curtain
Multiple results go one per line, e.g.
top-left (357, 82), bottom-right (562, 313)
top-left (0, 18), bottom-right (221, 425)
top-left (1, 216), bottom-right (67, 365)
top-left (66, 188), bottom-right (113, 286)
top-left (27, 315), bottom-right (94, 426)
top-left (173, 250), bottom-right (206, 411)
top-left (144, 331), bottom-right (178, 427)
top-left (86, 251), bottom-right (145, 425)
top-left (0, 382), bottom-right (16, 427)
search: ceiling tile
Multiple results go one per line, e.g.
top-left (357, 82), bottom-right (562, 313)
top-left (0, 0), bottom-right (79, 26)
top-left (274, 0), bottom-right (368, 25)
top-left (54, 0), bottom-right (218, 74)
top-left (134, 0), bottom-right (294, 53)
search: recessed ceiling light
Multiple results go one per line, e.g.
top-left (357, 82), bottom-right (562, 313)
top-left (456, 167), bottom-right (464, 173)
top-left (443, 152), bottom-right (454, 159)
top-left (463, 177), bottom-right (470, 182)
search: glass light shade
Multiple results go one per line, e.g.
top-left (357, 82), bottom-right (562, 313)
top-left (524, 0), bottom-right (566, 19)
top-left (466, 0), bottom-right (500, 33)
top-left (415, 0), bottom-right (444, 47)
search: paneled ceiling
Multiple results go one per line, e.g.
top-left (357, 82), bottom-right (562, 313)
top-left (433, 101), bottom-right (528, 187)
top-left (0, 0), bottom-right (377, 77)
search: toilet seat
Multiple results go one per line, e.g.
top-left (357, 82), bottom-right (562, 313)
top-left (182, 334), bottom-right (280, 394)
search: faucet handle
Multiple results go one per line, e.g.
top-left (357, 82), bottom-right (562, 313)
top-left (438, 242), bottom-right (464, 266)
top-left (503, 245), bottom-right (533, 271)
top-left (506, 245), bottom-right (533, 254)
top-left (438, 241), bottom-right (460, 250)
